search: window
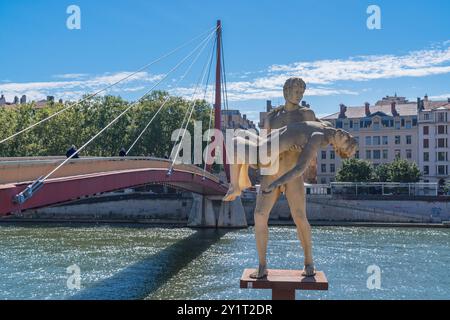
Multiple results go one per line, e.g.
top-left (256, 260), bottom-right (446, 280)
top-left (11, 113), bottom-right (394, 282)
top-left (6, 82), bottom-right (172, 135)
top-left (382, 149), bottom-right (388, 159)
top-left (395, 136), bottom-right (401, 144)
top-left (395, 121), bottom-right (401, 129)
top-left (366, 150), bottom-right (372, 159)
top-left (330, 164), bottom-right (335, 173)
top-left (321, 177), bottom-right (327, 184)
top-left (406, 120), bottom-right (412, 129)
top-left (336, 120), bottom-right (343, 128)
top-left (353, 121), bottom-right (359, 131)
top-left (395, 149), bottom-right (401, 158)
top-left (423, 165), bottom-right (429, 175)
top-left (423, 152), bottom-right (429, 162)
top-left (424, 113), bottom-right (430, 120)
top-left (321, 164), bottom-right (326, 173)
top-left (382, 136), bottom-right (388, 145)
top-left (437, 152), bottom-right (447, 161)
top-left (423, 139), bottom-right (429, 148)
top-left (437, 138), bottom-right (448, 148)
top-left (437, 165), bottom-right (448, 175)
top-left (365, 136), bottom-right (371, 145)
top-left (343, 121), bottom-right (349, 130)
top-left (321, 151), bottom-right (327, 160)
top-left (330, 151), bottom-right (335, 160)
top-left (355, 150), bottom-right (359, 159)
top-left (437, 125), bottom-right (447, 134)
top-left (373, 136), bottom-right (380, 145)
top-left (406, 135), bottom-right (412, 145)
top-left (437, 112), bottom-right (447, 122)
top-left (423, 126), bottom-right (429, 135)
top-left (373, 150), bottom-right (381, 159)
top-left (406, 149), bottom-right (412, 159)
top-left (373, 121), bottom-right (380, 130)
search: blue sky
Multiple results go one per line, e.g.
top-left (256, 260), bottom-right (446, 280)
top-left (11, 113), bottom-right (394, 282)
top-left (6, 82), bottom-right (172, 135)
top-left (1, 0), bottom-right (450, 122)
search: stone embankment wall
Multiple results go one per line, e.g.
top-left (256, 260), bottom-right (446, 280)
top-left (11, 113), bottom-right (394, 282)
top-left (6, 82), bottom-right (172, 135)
top-left (22, 191), bottom-right (450, 224)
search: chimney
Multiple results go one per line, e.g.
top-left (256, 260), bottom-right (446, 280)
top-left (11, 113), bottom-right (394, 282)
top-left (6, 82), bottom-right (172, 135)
top-left (243, 114), bottom-right (247, 120)
top-left (365, 102), bottom-right (371, 116)
top-left (338, 103), bottom-right (347, 118)
top-left (391, 101), bottom-right (398, 116)
top-left (417, 97), bottom-right (424, 111)
top-left (266, 100), bottom-right (272, 112)
top-left (424, 94), bottom-right (428, 102)
top-left (447, 98), bottom-right (450, 103)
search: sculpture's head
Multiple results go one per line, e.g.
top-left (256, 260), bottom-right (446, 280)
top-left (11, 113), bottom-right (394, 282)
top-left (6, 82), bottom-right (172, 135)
top-left (283, 78), bottom-right (306, 105)
top-left (331, 129), bottom-right (358, 159)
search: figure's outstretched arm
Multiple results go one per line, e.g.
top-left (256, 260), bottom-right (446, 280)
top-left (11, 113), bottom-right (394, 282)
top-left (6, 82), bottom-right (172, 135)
top-left (264, 132), bottom-right (325, 193)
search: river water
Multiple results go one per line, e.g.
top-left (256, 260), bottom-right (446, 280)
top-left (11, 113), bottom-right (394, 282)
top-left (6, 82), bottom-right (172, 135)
top-left (0, 224), bottom-right (449, 300)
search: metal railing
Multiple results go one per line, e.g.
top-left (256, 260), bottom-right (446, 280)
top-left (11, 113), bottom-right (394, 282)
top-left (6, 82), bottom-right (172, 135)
top-left (330, 182), bottom-right (438, 197)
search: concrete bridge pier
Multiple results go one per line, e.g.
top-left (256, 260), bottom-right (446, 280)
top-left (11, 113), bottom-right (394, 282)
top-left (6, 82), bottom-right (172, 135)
top-left (188, 194), bottom-right (247, 228)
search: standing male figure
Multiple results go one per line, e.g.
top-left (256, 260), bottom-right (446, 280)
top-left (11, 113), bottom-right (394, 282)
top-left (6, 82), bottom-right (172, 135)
top-left (251, 77), bottom-right (321, 279)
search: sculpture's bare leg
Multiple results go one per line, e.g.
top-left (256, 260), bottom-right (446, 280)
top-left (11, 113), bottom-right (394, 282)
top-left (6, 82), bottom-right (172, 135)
top-left (250, 185), bottom-right (281, 279)
top-left (239, 164), bottom-right (252, 190)
top-left (223, 163), bottom-right (243, 201)
top-left (285, 176), bottom-right (316, 276)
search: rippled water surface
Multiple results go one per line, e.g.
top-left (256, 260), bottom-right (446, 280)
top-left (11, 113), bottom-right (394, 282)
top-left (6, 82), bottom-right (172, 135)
top-left (0, 224), bottom-right (449, 299)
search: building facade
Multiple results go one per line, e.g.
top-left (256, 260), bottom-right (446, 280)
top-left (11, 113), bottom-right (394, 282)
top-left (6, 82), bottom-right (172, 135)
top-left (418, 97), bottom-right (450, 184)
top-left (221, 109), bottom-right (256, 130)
top-left (317, 95), bottom-right (450, 186)
top-left (318, 96), bottom-right (420, 184)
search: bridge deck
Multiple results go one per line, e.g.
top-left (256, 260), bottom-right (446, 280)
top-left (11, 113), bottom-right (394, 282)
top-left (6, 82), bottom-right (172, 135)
top-left (0, 157), bottom-right (228, 216)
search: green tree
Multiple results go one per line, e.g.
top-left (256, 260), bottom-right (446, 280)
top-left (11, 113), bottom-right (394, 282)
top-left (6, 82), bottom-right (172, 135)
top-left (389, 157), bottom-right (421, 182)
top-left (374, 163), bottom-right (391, 182)
top-left (335, 158), bottom-right (375, 182)
top-left (0, 91), bottom-right (214, 166)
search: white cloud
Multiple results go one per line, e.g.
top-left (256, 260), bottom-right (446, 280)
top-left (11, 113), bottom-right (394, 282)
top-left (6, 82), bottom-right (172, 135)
top-left (52, 73), bottom-right (89, 80)
top-left (268, 46), bottom-right (450, 85)
top-left (0, 71), bottom-right (163, 102)
top-left (172, 42), bottom-right (450, 102)
top-left (429, 93), bottom-right (450, 100)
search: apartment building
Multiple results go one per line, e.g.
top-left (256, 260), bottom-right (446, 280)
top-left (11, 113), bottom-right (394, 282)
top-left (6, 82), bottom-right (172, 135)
top-left (418, 97), bottom-right (450, 184)
top-left (317, 96), bottom-right (420, 184)
top-left (221, 109), bottom-right (256, 130)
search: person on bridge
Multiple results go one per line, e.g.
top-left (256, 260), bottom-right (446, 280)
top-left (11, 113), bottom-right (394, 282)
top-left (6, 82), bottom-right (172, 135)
top-left (66, 145), bottom-right (79, 159)
top-left (119, 147), bottom-right (127, 157)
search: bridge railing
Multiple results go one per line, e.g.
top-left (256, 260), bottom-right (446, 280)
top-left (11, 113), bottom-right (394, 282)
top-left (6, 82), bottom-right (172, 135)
top-left (329, 182), bottom-right (438, 197)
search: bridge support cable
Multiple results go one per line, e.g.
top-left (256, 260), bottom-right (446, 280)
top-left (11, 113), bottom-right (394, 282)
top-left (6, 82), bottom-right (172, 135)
top-left (168, 33), bottom-right (216, 175)
top-left (126, 31), bottom-right (216, 155)
top-left (13, 27), bottom-right (218, 205)
top-left (0, 26), bottom-right (216, 145)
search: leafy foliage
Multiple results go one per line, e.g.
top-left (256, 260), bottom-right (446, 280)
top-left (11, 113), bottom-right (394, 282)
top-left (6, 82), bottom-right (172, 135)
top-left (336, 157), bottom-right (421, 183)
top-left (0, 91), bottom-right (212, 160)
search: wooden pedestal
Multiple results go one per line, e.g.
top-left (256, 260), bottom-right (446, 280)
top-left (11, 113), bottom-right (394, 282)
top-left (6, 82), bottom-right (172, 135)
top-left (240, 268), bottom-right (328, 300)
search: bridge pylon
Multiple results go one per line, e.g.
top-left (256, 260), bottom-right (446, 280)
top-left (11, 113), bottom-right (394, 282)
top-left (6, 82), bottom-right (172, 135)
top-left (188, 194), bottom-right (247, 228)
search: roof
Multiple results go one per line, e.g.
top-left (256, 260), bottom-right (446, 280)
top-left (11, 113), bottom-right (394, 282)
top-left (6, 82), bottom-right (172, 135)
top-left (322, 103), bottom-right (418, 120)
top-left (423, 100), bottom-right (450, 111)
